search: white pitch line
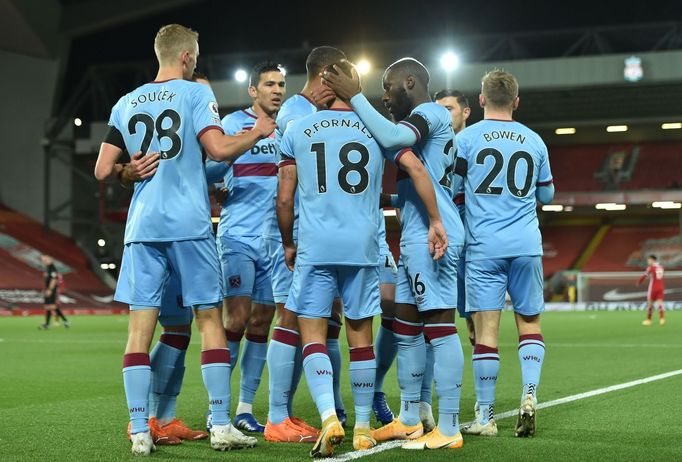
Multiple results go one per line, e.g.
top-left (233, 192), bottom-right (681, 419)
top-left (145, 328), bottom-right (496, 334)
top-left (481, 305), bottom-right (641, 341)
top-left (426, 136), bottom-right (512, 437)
top-left (328, 368), bottom-right (682, 461)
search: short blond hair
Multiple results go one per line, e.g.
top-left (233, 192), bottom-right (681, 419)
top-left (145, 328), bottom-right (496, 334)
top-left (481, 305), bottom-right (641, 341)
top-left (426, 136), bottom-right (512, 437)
top-left (481, 70), bottom-right (518, 109)
top-left (154, 24), bottom-right (198, 66)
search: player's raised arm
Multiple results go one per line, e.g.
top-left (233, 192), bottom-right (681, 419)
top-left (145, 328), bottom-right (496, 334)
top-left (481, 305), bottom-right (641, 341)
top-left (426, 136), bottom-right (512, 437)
top-left (395, 149), bottom-right (448, 260)
top-left (323, 60), bottom-right (427, 150)
top-left (200, 115), bottom-right (276, 163)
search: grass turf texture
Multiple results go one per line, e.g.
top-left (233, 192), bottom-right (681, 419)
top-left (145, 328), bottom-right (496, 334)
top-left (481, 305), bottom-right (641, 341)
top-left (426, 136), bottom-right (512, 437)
top-left (0, 311), bottom-right (680, 461)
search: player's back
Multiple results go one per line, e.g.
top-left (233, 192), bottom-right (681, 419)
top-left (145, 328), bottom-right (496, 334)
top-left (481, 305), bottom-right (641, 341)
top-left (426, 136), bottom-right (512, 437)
top-left (109, 79), bottom-right (222, 243)
top-left (396, 102), bottom-right (463, 247)
top-left (457, 119), bottom-right (552, 261)
top-left (213, 108), bottom-right (278, 238)
top-left (262, 94), bottom-right (317, 241)
top-left (279, 108), bottom-right (384, 266)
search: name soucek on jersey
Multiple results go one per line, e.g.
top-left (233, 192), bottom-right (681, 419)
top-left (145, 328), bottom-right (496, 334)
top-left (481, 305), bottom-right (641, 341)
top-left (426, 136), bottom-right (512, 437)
top-left (205, 108), bottom-right (278, 238)
top-left (392, 102), bottom-right (464, 248)
top-left (107, 79), bottom-right (223, 243)
top-left (279, 108), bottom-right (388, 266)
top-left (455, 119), bottom-right (553, 261)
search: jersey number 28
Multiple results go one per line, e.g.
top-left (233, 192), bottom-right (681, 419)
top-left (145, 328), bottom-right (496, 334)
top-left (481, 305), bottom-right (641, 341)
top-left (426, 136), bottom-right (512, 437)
top-left (128, 109), bottom-right (182, 159)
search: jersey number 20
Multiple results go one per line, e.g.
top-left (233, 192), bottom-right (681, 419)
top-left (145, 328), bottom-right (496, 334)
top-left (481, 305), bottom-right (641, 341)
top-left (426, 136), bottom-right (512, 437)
top-left (474, 148), bottom-right (534, 197)
top-left (310, 142), bottom-right (370, 194)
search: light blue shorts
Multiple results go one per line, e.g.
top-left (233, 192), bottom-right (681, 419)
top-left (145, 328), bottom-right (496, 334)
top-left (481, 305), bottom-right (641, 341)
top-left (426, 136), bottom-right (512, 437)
top-left (217, 235), bottom-right (274, 305)
top-left (286, 265), bottom-right (381, 320)
top-left (379, 252), bottom-right (398, 285)
top-left (157, 274), bottom-right (194, 326)
top-left (115, 238), bottom-right (223, 309)
top-left (465, 255), bottom-right (545, 316)
top-left (395, 243), bottom-right (460, 312)
top-left (264, 237), bottom-right (294, 305)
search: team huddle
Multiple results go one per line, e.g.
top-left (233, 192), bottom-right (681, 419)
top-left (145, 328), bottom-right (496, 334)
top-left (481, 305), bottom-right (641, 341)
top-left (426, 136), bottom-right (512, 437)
top-left (94, 23), bottom-right (554, 457)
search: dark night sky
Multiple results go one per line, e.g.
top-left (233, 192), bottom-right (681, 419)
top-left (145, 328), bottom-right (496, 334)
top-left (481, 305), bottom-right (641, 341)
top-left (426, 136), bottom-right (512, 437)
top-left (62, 0), bottom-right (682, 110)
top-left (68, 0), bottom-right (682, 65)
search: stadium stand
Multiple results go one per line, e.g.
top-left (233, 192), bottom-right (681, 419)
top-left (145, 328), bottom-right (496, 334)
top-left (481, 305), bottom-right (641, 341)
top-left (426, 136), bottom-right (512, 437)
top-left (582, 224), bottom-right (681, 272)
top-left (541, 224), bottom-right (599, 277)
top-left (621, 141), bottom-right (682, 190)
top-left (0, 204), bottom-right (117, 313)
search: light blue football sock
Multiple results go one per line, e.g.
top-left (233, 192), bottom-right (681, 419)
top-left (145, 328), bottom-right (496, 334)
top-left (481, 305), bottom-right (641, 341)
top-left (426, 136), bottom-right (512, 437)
top-left (267, 327), bottom-right (299, 424)
top-left (472, 344), bottom-right (500, 425)
top-left (123, 353), bottom-right (152, 434)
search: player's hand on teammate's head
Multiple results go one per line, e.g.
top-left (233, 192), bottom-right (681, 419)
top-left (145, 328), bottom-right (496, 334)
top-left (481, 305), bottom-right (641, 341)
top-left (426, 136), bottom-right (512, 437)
top-left (253, 115), bottom-right (277, 139)
top-left (284, 244), bottom-right (297, 271)
top-left (428, 220), bottom-right (448, 260)
top-left (310, 85), bottom-right (336, 110)
top-left (128, 151), bottom-right (160, 181)
top-left (322, 62), bottom-right (361, 101)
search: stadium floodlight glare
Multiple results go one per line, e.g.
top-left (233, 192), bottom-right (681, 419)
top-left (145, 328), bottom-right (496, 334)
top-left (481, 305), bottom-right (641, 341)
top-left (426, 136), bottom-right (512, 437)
top-left (606, 125), bottom-right (628, 132)
top-left (555, 128), bottom-right (576, 135)
top-left (97, 239), bottom-right (106, 247)
top-left (356, 59), bottom-right (371, 75)
top-left (234, 69), bottom-right (248, 82)
top-left (542, 205), bottom-right (564, 212)
top-left (440, 52), bottom-right (459, 72)
top-left (595, 203), bottom-right (627, 211)
top-left (74, 118), bottom-right (82, 127)
top-left (661, 122), bottom-right (682, 130)
top-left (564, 206), bottom-right (574, 212)
top-left (100, 263), bottom-right (109, 270)
top-left (652, 201), bottom-right (682, 209)
top-left (108, 263), bottom-right (117, 270)
top-left (383, 209), bottom-right (397, 217)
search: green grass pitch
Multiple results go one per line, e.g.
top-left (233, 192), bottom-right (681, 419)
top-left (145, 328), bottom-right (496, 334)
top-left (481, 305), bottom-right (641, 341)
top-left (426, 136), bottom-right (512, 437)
top-left (1, 311), bottom-right (680, 461)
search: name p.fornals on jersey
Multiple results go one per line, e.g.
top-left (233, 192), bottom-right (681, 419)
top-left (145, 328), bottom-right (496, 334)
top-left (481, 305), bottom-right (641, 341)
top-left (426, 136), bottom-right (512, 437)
top-left (107, 79), bottom-right (223, 244)
top-left (279, 108), bottom-right (391, 266)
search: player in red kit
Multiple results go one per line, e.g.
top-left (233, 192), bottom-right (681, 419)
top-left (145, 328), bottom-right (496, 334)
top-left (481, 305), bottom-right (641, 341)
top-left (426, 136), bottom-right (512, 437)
top-left (638, 254), bottom-right (665, 326)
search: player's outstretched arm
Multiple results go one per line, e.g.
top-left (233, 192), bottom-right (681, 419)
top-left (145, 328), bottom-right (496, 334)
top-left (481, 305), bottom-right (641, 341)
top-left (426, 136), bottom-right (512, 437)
top-left (200, 115), bottom-right (276, 162)
top-left (323, 66), bottom-right (418, 150)
top-left (535, 183), bottom-right (555, 204)
top-left (276, 163), bottom-right (298, 270)
top-left (397, 150), bottom-right (448, 260)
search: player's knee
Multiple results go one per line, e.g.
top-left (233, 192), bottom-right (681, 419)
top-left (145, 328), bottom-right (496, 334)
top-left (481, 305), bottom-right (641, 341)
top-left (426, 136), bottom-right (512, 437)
top-left (275, 307), bottom-right (299, 330)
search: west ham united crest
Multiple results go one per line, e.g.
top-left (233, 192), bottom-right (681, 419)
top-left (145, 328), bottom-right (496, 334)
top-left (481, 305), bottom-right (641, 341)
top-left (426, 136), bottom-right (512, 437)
top-left (229, 275), bottom-right (241, 288)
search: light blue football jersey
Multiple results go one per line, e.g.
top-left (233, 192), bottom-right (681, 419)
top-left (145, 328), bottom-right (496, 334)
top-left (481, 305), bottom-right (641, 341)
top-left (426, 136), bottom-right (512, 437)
top-left (262, 93), bottom-right (317, 241)
top-left (388, 102), bottom-right (464, 248)
top-left (279, 108), bottom-right (386, 266)
top-left (205, 108), bottom-right (278, 238)
top-left (107, 79), bottom-right (223, 243)
top-left (456, 119), bottom-right (553, 261)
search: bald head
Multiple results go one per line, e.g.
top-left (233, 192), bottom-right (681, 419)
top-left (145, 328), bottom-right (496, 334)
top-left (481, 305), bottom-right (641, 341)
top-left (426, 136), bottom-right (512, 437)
top-left (384, 58), bottom-right (430, 89)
